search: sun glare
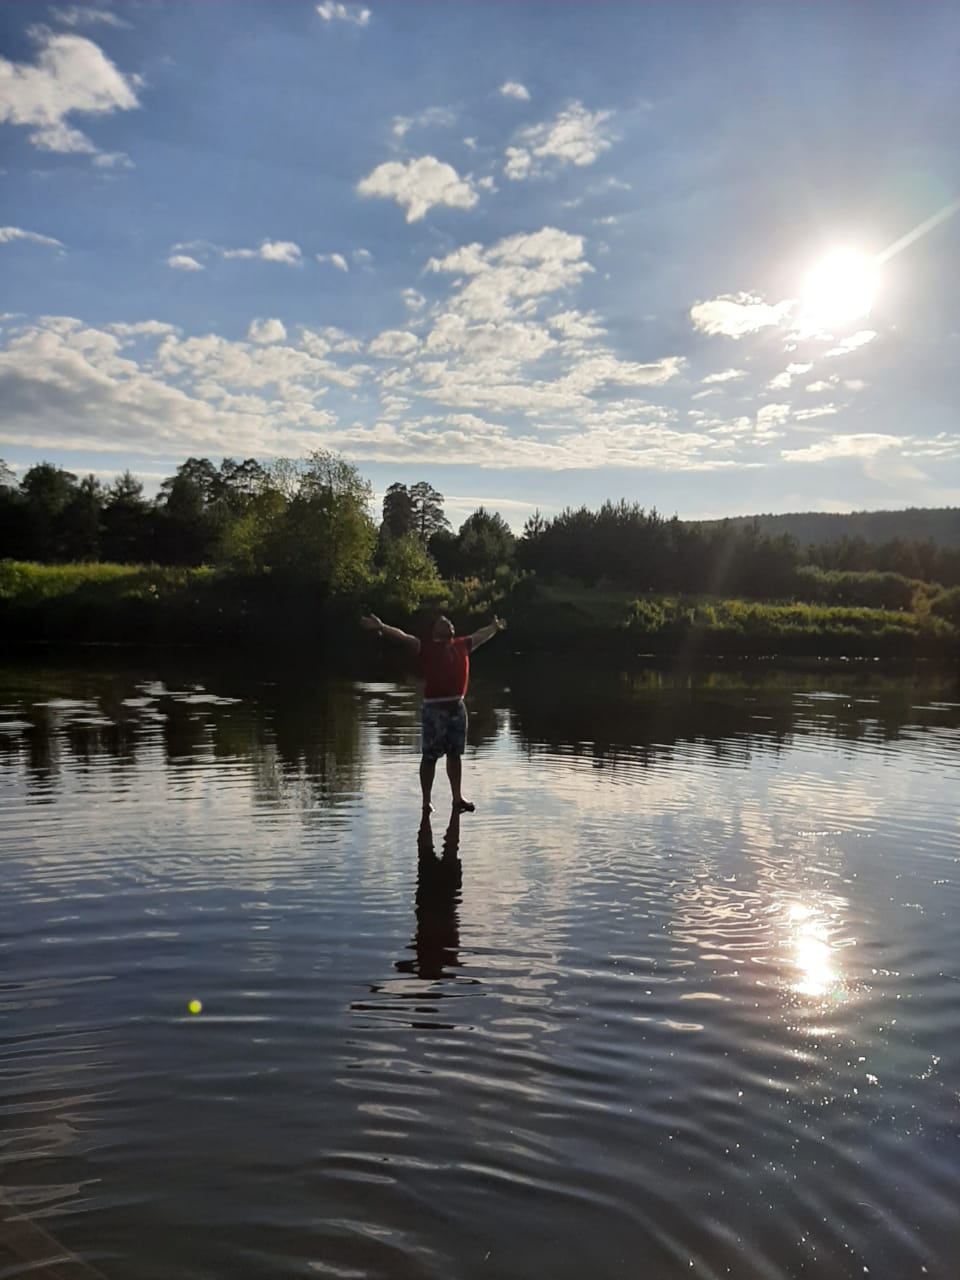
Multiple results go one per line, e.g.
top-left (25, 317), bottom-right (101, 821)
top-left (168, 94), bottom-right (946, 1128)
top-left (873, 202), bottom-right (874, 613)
top-left (801, 249), bottom-right (878, 331)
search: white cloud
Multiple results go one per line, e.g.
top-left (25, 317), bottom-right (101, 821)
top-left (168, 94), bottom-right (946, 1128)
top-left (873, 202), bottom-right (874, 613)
top-left (559, 353), bottom-right (684, 392)
top-left (316, 3), bottom-right (370, 26)
top-left (506, 100), bottom-right (614, 180)
top-left (549, 309), bottom-right (606, 342)
top-left (425, 313), bottom-right (556, 365)
top-left (30, 120), bottom-right (96, 152)
top-left (407, 226), bottom-right (686, 424)
top-left (223, 240), bottom-right (302, 265)
top-left (352, 248), bottom-right (373, 265)
top-left (391, 106), bottom-right (457, 139)
top-left (51, 7), bottom-right (129, 28)
top-left (504, 147), bottom-right (532, 180)
top-left (368, 330), bottom-right (420, 359)
top-left (767, 362), bottom-right (813, 391)
top-left (247, 318), bottom-right (288, 344)
top-left (690, 292), bottom-right (794, 338)
top-left (0, 225), bottom-right (64, 250)
top-left (824, 330), bottom-right (877, 357)
top-left (805, 380), bottom-right (832, 393)
top-left (0, 30), bottom-right (139, 157)
top-left (793, 405), bottom-right (838, 420)
top-left (109, 321), bottom-right (178, 339)
top-left (0, 315), bottom-right (717, 474)
top-left (0, 318), bottom-right (342, 460)
top-left (402, 288), bottom-right (426, 311)
top-left (782, 433), bottom-right (901, 463)
top-left (300, 325), bottom-right (361, 355)
top-left (318, 252), bottom-right (349, 272)
top-left (756, 403), bottom-right (791, 436)
top-left (500, 81), bottom-right (530, 101)
top-left (701, 368), bottom-right (746, 385)
top-left (427, 226), bottom-right (592, 323)
top-left (167, 254), bottom-right (203, 271)
top-left (356, 155), bottom-right (479, 223)
top-left (92, 149), bottom-right (132, 168)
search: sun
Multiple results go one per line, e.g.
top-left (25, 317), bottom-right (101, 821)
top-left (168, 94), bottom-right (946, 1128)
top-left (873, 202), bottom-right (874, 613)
top-left (801, 249), bottom-right (878, 331)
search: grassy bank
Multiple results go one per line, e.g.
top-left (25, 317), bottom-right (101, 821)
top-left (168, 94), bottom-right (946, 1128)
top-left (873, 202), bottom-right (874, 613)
top-left (1, 560), bottom-right (957, 663)
top-left (495, 581), bottom-right (958, 662)
top-left (0, 561), bottom-right (350, 650)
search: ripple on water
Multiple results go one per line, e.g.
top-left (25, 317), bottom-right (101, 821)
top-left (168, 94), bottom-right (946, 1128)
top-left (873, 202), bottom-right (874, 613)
top-left (1, 666), bottom-right (959, 1278)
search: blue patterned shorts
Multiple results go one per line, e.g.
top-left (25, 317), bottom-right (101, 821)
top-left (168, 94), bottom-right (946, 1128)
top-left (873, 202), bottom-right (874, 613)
top-left (421, 700), bottom-right (467, 761)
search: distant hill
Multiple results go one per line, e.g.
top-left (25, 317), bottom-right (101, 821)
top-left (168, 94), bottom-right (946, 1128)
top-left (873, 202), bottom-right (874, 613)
top-left (691, 507), bottom-right (960, 549)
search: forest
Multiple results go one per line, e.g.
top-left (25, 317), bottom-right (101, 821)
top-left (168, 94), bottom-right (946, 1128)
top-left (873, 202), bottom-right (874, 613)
top-left (1, 452), bottom-right (958, 658)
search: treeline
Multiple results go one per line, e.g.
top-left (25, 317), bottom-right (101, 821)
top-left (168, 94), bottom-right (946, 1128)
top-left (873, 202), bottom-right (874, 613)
top-left (697, 506), bottom-right (960, 551)
top-left (2, 455), bottom-right (959, 658)
top-left (0, 456), bottom-right (358, 572)
top-left (517, 501), bottom-right (960, 596)
top-left (0, 457), bottom-right (515, 598)
top-left (2, 457), bottom-right (959, 615)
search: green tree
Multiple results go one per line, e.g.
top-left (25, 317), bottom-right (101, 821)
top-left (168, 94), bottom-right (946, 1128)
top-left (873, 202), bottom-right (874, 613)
top-left (381, 482), bottom-right (415, 541)
top-left (378, 531), bottom-right (444, 612)
top-left (59, 474), bottom-right (104, 561)
top-left (456, 507), bottom-right (516, 579)
top-left (168, 457), bottom-right (220, 506)
top-left (101, 471), bottom-right (152, 563)
top-left (157, 471), bottom-right (216, 564)
top-left (20, 462), bottom-right (78, 560)
top-left (0, 461), bottom-right (24, 559)
top-left (265, 450), bottom-right (376, 590)
top-left (409, 481), bottom-right (449, 543)
top-left (218, 488), bottom-right (286, 572)
top-left (218, 457), bottom-right (269, 509)
top-left (427, 527), bottom-right (460, 578)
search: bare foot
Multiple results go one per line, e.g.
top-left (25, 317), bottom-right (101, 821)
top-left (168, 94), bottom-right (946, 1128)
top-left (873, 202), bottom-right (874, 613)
top-left (455, 798), bottom-right (475, 814)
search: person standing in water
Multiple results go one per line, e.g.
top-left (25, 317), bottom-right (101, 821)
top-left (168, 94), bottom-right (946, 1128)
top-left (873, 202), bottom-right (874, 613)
top-left (359, 611), bottom-right (507, 813)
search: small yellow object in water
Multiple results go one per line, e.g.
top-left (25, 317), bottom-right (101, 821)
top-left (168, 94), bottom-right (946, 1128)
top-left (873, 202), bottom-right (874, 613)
top-left (188, 999), bottom-right (203, 1015)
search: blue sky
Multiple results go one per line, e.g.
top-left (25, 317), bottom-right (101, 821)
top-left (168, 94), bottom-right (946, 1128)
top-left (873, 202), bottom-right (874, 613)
top-left (1, 1), bottom-right (958, 530)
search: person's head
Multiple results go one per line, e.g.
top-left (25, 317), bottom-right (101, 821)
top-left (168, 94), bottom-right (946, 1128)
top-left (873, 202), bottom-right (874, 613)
top-left (432, 614), bottom-right (455, 642)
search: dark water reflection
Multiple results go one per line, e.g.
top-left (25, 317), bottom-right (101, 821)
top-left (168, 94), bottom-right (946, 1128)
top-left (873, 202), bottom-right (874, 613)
top-left (1, 655), bottom-right (959, 1279)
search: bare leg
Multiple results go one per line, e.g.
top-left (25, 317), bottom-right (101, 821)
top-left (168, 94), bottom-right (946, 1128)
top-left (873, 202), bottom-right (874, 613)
top-left (420, 756), bottom-right (436, 812)
top-left (445, 753), bottom-right (474, 812)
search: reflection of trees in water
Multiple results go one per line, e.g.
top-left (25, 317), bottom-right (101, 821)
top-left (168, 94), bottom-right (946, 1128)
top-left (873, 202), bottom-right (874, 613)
top-left (0, 665), bottom-right (146, 794)
top-left (249, 678), bottom-right (364, 815)
top-left (465, 688), bottom-right (502, 752)
top-left (507, 660), bottom-right (960, 767)
top-left (2, 657), bottom-right (956, 803)
top-left (0, 661), bottom-right (365, 814)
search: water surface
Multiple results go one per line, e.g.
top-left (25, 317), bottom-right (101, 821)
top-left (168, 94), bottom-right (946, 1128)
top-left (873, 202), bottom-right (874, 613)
top-left (1, 657), bottom-right (959, 1279)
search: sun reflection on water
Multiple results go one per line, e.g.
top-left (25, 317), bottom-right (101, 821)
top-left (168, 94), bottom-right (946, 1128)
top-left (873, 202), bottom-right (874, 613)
top-left (786, 902), bottom-right (843, 1000)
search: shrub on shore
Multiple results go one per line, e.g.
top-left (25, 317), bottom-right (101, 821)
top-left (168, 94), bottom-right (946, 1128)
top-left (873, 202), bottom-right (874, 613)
top-left (1, 560), bottom-right (956, 662)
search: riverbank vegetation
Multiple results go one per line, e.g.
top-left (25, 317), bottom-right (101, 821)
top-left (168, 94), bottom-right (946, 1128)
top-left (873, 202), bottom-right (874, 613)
top-left (1, 452), bottom-right (958, 661)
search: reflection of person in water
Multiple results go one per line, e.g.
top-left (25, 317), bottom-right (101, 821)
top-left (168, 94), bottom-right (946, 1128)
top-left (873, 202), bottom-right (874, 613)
top-left (395, 808), bottom-right (462, 980)
top-left (359, 610), bottom-right (506, 813)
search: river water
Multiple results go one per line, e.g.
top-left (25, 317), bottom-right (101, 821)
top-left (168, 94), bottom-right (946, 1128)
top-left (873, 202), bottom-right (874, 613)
top-left (1, 656), bottom-right (958, 1280)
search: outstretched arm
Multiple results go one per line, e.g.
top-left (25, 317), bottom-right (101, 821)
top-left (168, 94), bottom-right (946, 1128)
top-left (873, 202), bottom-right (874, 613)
top-left (360, 613), bottom-right (421, 653)
top-left (468, 615), bottom-right (507, 651)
